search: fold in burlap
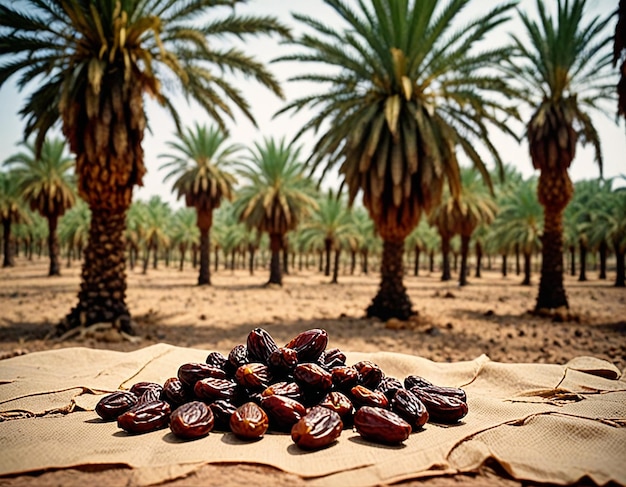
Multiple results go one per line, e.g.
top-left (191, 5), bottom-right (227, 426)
top-left (1, 344), bottom-right (624, 486)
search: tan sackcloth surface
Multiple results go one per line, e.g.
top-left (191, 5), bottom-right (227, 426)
top-left (1, 343), bottom-right (625, 486)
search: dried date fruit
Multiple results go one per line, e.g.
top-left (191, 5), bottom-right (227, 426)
top-left (169, 401), bottom-right (214, 439)
top-left (117, 400), bottom-right (171, 434)
top-left (320, 348), bottom-right (347, 369)
top-left (247, 328), bottom-right (278, 364)
top-left (354, 361), bottom-right (384, 389)
top-left (162, 377), bottom-right (191, 407)
top-left (205, 351), bottom-right (228, 369)
top-left (350, 385), bottom-right (389, 409)
top-left (178, 362), bottom-right (227, 388)
top-left (291, 406), bottom-right (343, 450)
top-left (377, 376), bottom-right (404, 400)
top-left (294, 363), bottom-right (333, 393)
top-left (354, 406), bottom-right (411, 444)
top-left (95, 391), bottom-right (138, 420)
top-left (194, 377), bottom-right (239, 402)
top-left (404, 375), bottom-right (432, 389)
top-left (410, 388), bottom-right (468, 423)
top-left (332, 366), bottom-right (360, 392)
top-left (230, 402), bottom-right (269, 440)
top-left (260, 394), bottom-right (306, 431)
top-left (419, 384), bottom-right (467, 403)
top-left (261, 381), bottom-right (304, 403)
top-left (235, 363), bottom-right (271, 390)
top-left (228, 344), bottom-right (249, 371)
top-left (268, 347), bottom-right (298, 375)
top-left (130, 382), bottom-right (162, 397)
top-left (285, 329), bottom-right (328, 362)
top-left (391, 389), bottom-right (429, 429)
top-left (318, 391), bottom-right (353, 422)
top-left (209, 400), bottom-right (237, 431)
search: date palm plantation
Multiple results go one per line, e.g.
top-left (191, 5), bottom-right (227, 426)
top-left (0, 171), bottom-right (29, 267)
top-left (0, 1), bottom-right (288, 335)
top-left (504, 0), bottom-right (615, 312)
top-left (4, 137), bottom-right (76, 276)
top-left (160, 124), bottom-right (240, 285)
top-left (279, 0), bottom-right (519, 320)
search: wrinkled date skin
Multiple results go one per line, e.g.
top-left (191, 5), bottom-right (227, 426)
top-left (285, 329), bottom-right (328, 362)
top-left (194, 377), bottom-right (239, 402)
top-left (294, 363), bottom-right (333, 393)
top-left (95, 391), bottom-right (138, 420)
top-left (350, 385), bottom-right (389, 409)
top-left (169, 401), bottom-right (215, 440)
top-left (261, 381), bottom-right (304, 403)
top-left (354, 406), bottom-right (412, 444)
top-left (178, 362), bottom-right (227, 388)
top-left (247, 328), bottom-right (278, 364)
top-left (318, 391), bottom-right (354, 423)
top-left (404, 375), bottom-right (432, 390)
top-left (418, 384), bottom-right (467, 403)
top-left (377, 376), bottom-right (404, 400)
top-left (320, 348), bottom-right (347, 369)
top-left (291, 406), bottom-right (343, 450)
top-left (235, 363), bottom-right (271, 390)
top-left (209, 400), bottom-right (237, 431)
top-left (205, 351), bottom-right (228, 369)
top-left (117, 400), bottom-right (171, 434)
top-left (228, 344), bottom-right (249, 372)
top-left (354, 361), bottom-right (384, 389)
top-left (391, 389), bottom-right (429, 429)
top-left (331, 366), bottom-right (360, 392)
top-left (268, 347), bottom-right (298, 375)
top-left (230, 402), bottom-right (269, 440)
top-left (411, 388), bottom-right (468, 423)
top-left (162, 377), bottom-right (191, 407)
top-left (130, 382), bottom-right (162, 397)
top-left (261, 395), bottom-right (306, 431)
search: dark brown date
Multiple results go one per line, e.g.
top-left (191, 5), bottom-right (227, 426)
top-left (291, 406), bottom-right (343, 450)
top-left (318, 391), bottom-right (353, 422)
top-left (209, 400), bottom-right (237, 431)
top-left (354, 361), bottom-right (384, 389)
top-left (177, 362), bottom-right (227, 388)
top-left (205, 351), bottom-right (228, 369)
top-left (268, 347), bottom-right (298, 375)
top-left (161, 377), bottom-right (191, 407)
top-left (235, 363), bottom-right (271, 390)
top-left (332, 366), bottom-right (360, 392)
top-left (350, 385), bottom-right (389, 409)
top-left (194, 377), bottom-right (239, 401)
top-left (410, 388), bottom-right (468, 423)
top-left (136, 387), bottom-right (163, 406)
top-left (404, 375), bottom-right (432, 389)
top-left (391, 389), bottom-right (429, 429)
top-left (320, 348), bottom-right (346, 369)
top-left (354, 406), bottom-right (411, 444)
top-left (169, 401), bottom-right (214, 439)
top-left (130, 381), bottom-right (162, 397)
top-left (261, 381), bottom-right (304, 403)
top-left (260, 394), bottom-right (306, 431)
top-left (285, 329), bottom-right (328, 362)
top-left (228, 344), bottom-right (249, 371)
top-left (418, 384), bottom-right (467, 403)
top-left (377, 376), bottom-right (404, 400)
top-left (294, 363), bottom-right (333, 393)
top-left (117, 400), bottom-right (171, 434)
top-left (247, 328), bottom-right (278, 364)
top-left (95, 391), bottom-right (138, 420)
top-left (230, 402), bottom-right (269, 440)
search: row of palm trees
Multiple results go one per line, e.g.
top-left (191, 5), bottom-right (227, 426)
top-left (0, 0), bottom-right (623, 333)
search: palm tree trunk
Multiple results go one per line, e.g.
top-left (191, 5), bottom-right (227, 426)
top-left (324, 238), bottom-right (332, 276)
top-left (459, 234), bottom-right (470, 286)
top-left (475, 241), bottom-right (483, 278)
top-left (142, 245), bottom-right (150, 274)
top-left (366, 239), bottom-right (414, 321)
top-left (268, 232), bottom-right (283, 285)
top-left (501, 253), bottom-right (508, 277)
top-left (578, 241), bottom-right (587, 282)
top-left (331, 248), bottom-right (341, 284)
top-left (198, 228), bottom-right (211, 285)
top-left (440, 234), bottom-right (451, 281)
top-left (521, 251), bottom-right (532, 286)
top-left (515, 243), bottom-right (521, 275)
top-left (2, 219), bottom-right (13, 267)
top-left (535, 208), bottom-right (568, 310)
top-left (569, 245), bottom-right (576, 276)
top-left (248, 243), bottom-right (256, 275)
top-left (614, 240), bottom-right (625, 287)
top-left (362, 250), bottom-right (369, 274)
top-left (47, 213), bottom-right (61, 276)
top-left (179, 243), bottom-right (187, 271)
top-left (429, 250), bottom-right (434, 273)
top-left (59, 208), bottom-right (133, 334)
top-left (599, 240), bottom-right (608, 279)
top-left (413, 246), bottom-right (420, 276)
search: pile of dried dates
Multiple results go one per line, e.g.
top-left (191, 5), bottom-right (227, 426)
top-left (95, 328), bottom-right (468, 449)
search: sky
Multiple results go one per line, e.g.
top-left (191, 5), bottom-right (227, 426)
top-left (0, 0), bottom-right (623, 209)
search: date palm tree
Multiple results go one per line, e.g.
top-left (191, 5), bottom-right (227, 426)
top-left (233, 137), bottom-right (317, 286)
top-left (58, 199), bottom-right (90, 268)
top-left (614, 0), bottom-right (626, 117)
top-left (503, 0), bottom-right (615, 312)
top-left (0, 1), bottom-right (289, 335)
top-left (136, 196), bottom-right (171, 274)
top-left (170, 208), bottom-right (199, 272)
top-left (160, 124), bottom-right (240, 285)
top-left (279, 0), bottom-right (519, 320)
top-left (0, 170), bottom-right (29, 267)
top-left (4, 137), bottom-right (76, 276)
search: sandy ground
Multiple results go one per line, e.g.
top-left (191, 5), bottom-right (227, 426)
top-left (1, 256), bottom-right (625, 486)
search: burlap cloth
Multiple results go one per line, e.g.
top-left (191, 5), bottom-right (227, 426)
top-left (1, 343), bottom-right (625, 486)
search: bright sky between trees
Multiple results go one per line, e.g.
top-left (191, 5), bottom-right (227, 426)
top-left (0, 0), bottom-right (623, 208)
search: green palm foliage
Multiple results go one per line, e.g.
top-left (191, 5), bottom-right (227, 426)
top-left (160, 123), bottom-right (240, 285)
top-left (0, 170), bottom-right (29, 267)
top-left (59, 199), bottom-right (91, 267)
top-left (233, 137), bottom-right (318, 285)
top-left (170, 208), bottom-right (199, 272)
top-left (4, 137), bottom-right (76, 276)
top-left (405, 219), bottom-right (437, 276)
top-left (0, 0), bottom-right (289, 333)
top-left (490, 177), bottom-right (543, 285)
top-left (279, 0), bottom-right (518, 319)
top-left (503, 0), bottom-right (615, 311)
top-left (135, 196), bottom-right (171, 274)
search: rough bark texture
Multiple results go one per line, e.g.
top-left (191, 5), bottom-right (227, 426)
top-left (268, 233), bottom-right (283, 285)
top-left (47, 214), bottom-right (61, 276)
top-left (197, 210), bottom-right (212, 286)
top-left (59, 208), bottom-right (133, 335)
top-left (366, 239), bottom-right (414, 321)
